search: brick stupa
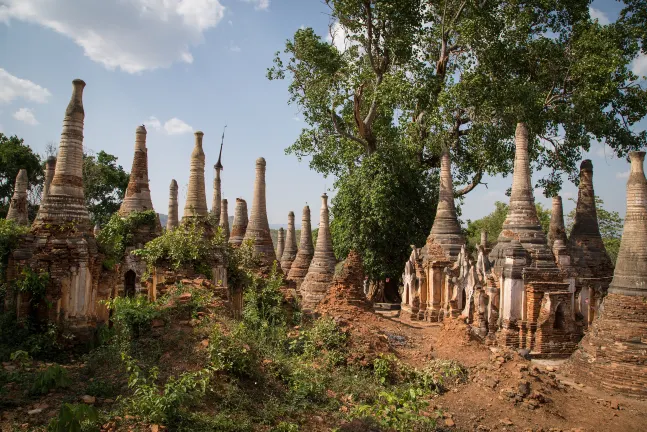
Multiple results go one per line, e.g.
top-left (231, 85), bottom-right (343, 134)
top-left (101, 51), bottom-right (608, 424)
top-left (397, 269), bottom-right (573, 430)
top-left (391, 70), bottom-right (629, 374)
top-left (242, 158), bottom-right (277, 267)
top-left (287, 205), bottom-right (314, 290)
top-left (42, 156), bottom-right (56, 204)
top-left (219, 198), bottom-right (230, 241)
top-left (167, 179), bottom-right (179, 230)
top-left (548, 196), bottom-right (567, 248)
top-left (317, 250), bottom-right (373, 315)
top-left (229, 198), bottom-right (248, 246)
top-left (211, 140), bottom-right (223, 225)
top-left (280, 211), bottom-right (298, 274)
top-left (6, 169), bottom-right (29, 225)
top-left (276, 227), bottom-right (285, 262)
top-left (183, 131), bottom-right (209, 222)
top-left (571, 151), bottom-right (647, 397)
top-left (119, 125), bottom-right (155, 215)
top-left (300, 193), bottom-right (336, 312)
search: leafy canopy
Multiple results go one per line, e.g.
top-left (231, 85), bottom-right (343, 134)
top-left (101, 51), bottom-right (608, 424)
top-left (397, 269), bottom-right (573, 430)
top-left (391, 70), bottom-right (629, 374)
top-left (0, 133), bottom-right (43, 220)
top-left (83, 151), bottom-right (129, 226)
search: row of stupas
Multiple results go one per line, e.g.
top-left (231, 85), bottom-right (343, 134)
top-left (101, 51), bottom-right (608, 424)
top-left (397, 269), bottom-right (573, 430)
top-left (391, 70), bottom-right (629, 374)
top-left (4, 79), bottom-right (338, 330)
top-left (400, 121), bottom-right (647, 396)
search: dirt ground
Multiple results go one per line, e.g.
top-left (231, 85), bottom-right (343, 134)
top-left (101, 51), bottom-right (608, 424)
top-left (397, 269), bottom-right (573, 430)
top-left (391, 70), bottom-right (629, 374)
top-left (365, 310), bottom-right (647, 432)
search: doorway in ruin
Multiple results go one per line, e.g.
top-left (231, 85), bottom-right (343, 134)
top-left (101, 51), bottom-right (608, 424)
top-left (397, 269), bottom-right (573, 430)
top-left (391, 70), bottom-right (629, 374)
top-left (553, 303), bottom-right (566, 331)
top-left (124, 270), bottom-right (137, 298)
top-left (460, 287), bottom-right (467, 311)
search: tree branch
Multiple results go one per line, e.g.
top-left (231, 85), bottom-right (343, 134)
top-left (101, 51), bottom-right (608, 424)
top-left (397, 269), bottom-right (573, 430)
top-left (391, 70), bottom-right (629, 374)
top-left (330, 101), bottom-right (369, 150)
top-left (455, 170), bottom-right (484, 197)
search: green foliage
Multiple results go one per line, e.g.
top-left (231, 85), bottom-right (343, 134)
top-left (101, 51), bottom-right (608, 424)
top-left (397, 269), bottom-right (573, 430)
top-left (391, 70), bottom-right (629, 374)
top-left (47, 403), bottom-right (99, 432)
top-left (373, 353), bottom-right (396, 385)
top-left (0, 312), bottom-right (62, 360)
top-left (14, 268), bottom-right (50, 307)
top-left (9, 350), bottom-right (31, 368)
top-left (224, 238), bottom-right (259, 291)
top-left (350, 388), bottom-right (437, 431)
top-left (31, 364), bottom-right (71, 395)
top-left (330, 145), bottom-right (438, 280)
top-left (133, 220), bottom-right (224, 279)
top-left (85, 379), bottom-right (117, 398)
top-left (465, 201), bottom-right (550, 250)
top-left (0, 133), bottom-right (43, 220)
top-left (103, 295), bottom-right (160, 339)
top-left (83, 151), bottom-right (129, 227)
top-left (208, 325), bottom-right (259, 379)
top-left (566, 196), bottom-right (623, 262)
top-left (121, 353), bottom-right (212, 423)
top-left (242, 263), bottom-right (287, 337)
top-left (96, 210), bottom-right (158, 269)
top-left (0, 219), bottom-right (29, 281)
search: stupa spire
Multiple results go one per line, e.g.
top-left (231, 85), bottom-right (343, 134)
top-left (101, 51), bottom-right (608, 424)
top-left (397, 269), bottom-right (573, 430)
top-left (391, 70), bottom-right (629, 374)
top-left (219, 198), bottom-right (230, 241)
top-left (119, 125), bottom-right (155, 215)
top-left (548, 196), bottom-right (567, 247)
top-left (183, 131), bottom-right (208, 220)
top-left (34, 79), bottom-right (90, 230)
top-left (211, 126), bottom-right (225, 224)
top-left (167, 179), bottom-right (179, 230)
top-left (229, 198), bottom-right (248, 246)
top-left (6, 169), bottom-right (29, 225)
top-left (287, 205), bottom-right (315, 289)
top-left (276, 227), bottom-right (285, 262)
top-left (42, 156), bottom-right (56, 203)
top-left (242, 157), bottom-right (277, 266)
top-left (280, 211), bottom-right (298, 274)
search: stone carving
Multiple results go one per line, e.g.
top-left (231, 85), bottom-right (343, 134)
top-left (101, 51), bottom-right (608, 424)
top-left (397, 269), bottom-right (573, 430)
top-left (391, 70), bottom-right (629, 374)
top-left (276, 227), bottom-right (285, 262)
top-left (167, 179), bottom-right (179, 230)
top-left (34, 79), bottom-right (91, 231)
top-left (42, 156), bottom-right (56, 203)
top-left (242, 158), bottom-right (277, 267)
top-left (300, 193), bottom-right (336, 312)
top-left (183, 131), bottom-right (208, 221)
top-left (6, 169), bottom-right (29, 225)
top-left (119, 125), bottom-right (155, 215)
top-left (219, 198), bottom-right (230, 241)
top-left (571, 151), bottom-right (647, 397)
top-left (280, 211), bottom-right (298, 274)
top-left (229, 198), bottom-right (248, 246)
top-left (548, 196), bottom-right (567, 248)
top-left (287, 205), bottom-right (315, 290)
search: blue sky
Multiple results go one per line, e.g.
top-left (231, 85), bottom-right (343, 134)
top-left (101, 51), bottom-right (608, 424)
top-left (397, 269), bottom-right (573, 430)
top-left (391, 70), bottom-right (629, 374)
top-left (0, 0), bottom-right (644, 229)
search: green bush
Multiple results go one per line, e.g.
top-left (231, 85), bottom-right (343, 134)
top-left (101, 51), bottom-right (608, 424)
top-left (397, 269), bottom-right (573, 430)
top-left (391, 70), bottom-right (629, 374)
top-left (350, 388), bottom-right (438, 431)
top-left (242, 263), bottom-right (287, 339)
top-left (85, 379), bottom-right (117, 398)
top-left (373, 353), bottom-right (397, 385)
top-left (0, 219), bottom-right (29, 281)
top-left (97, 210), bottom-right (158, 269)
top-left (14, 268), bottom-right (50, 307)
top-left (103, 295), bottom-right (160, 338)
top-left (208, 326), bottom-right (259, 379)
top-left (48, 403), bottom-right (99, 432)
top-left (31, 364), bottom-right (71, 395)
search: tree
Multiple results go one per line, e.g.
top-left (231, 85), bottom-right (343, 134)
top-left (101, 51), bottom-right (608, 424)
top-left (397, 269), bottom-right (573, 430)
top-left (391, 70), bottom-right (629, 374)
top-left (269, 0), bottom-right (646, 285)
top-left (83, 151), bottom-right (129, 227)
top-left (465, 201), bottom-right (550, 251)
top-left (566, 196), bottom-right (623, 262)
top-left (0, 133), bottom-right (44, 220)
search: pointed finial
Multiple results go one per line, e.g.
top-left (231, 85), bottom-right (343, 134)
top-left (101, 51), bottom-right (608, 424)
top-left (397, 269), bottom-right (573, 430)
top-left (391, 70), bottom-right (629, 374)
top-left (215, 124), bottom-right (226, 170)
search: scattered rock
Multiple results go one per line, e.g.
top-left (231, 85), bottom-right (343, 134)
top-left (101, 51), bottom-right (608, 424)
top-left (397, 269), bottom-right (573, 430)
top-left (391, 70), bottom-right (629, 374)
top-left (81, 395), bottom-right (96, 404)
top-left (151, 319), bottom-right (165, 328)
top-left (500, 418), bottom-right (514, 426)
top-left (27, 408), bottom-right (43, 415)
top-left (518, 380), bottom-right (531, 397)
top-left (444, 418), bottom-right (456, 427)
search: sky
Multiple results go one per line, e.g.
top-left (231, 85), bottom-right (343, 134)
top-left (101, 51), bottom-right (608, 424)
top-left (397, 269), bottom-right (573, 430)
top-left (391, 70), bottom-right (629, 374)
top-left (0, 0), bottom-right (645, 230)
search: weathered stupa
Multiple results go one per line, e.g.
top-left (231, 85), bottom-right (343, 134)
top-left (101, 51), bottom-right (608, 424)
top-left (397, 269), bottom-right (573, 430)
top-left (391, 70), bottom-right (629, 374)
top-left (276, 227), bottom-right (285, 262)
top-left (427, 148), bottom-right (465, 260)
top-left (167, 179), bottom-right (179, 230)
top-left (317, 250), bottom-right (372, 314)
top-left (119, 125), bottom-right (156, 216)
top-left (488, 123), bottom-right (557, 273)
top-left (548, 196), bottom-right (567, 248)
top-left (229, 198), bottom-right (248, 246)
top-left (568, 160), bottom-right (614, 279)
top-left (183, 131), bottom-right (209, 222)
top-left (242, 158), bottom-right (277, 267)
top-left (287, 205), bottom-right (315, 290)
top-left (42, 156), bottom-right (56, 203)
top-left (219, 198), bottom-right (230, 241)
top-left (34, 79), bottom-right (91, 231)
top-left (6, 169), bottom-right (29, 225)
top-left (300, 193), bottom-right (336, 312)
top-left (571, 151), bottom-right (647, 397)
top-left (280, 211), bottom-right (298, 274)
top-left (211, 139), bottom-right (224, 224)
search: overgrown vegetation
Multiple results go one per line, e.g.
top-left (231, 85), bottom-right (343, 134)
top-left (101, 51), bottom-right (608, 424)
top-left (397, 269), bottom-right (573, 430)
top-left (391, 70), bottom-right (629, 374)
top-left (97, 209), bottom-right (159, 269)
top-left (0, 219), bottom-right (29, 281)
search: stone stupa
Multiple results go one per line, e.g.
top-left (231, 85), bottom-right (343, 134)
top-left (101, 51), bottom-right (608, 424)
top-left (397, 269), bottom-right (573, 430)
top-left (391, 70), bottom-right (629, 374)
top-left (183, 131), bottom-right (209, 222)
top-left (280, 211), bottom-right (298, 274)
top-left (167, 179), bottom-right (179, 230)
top-left (276, 227), bottom-right (285, 263)
top-left (219, 198), bottom-right (230, 241)
top-left (42, 156), bottom-right (56, 204)
top-left (300, 193), bottom-right (336, 312)
top-left (211, 137), bottom-right (224, 225)
top-left (287, 205), bottom-right (315, 290)
top-left (242, 158), bottom-right (277, 267)
top-left (6, 169), bottom-right (29, 225)
top-left (548, 196), bottom-right (567, 248)
top-left (119, 125), bottom-right (156, 216)
top-left (229, 198), bottom-right (248, 246)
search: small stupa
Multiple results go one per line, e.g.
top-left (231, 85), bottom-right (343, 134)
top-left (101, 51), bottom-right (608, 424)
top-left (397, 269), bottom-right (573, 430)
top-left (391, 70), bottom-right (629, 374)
top-left (287, 205), bottom-right (315, 290)
top-left (276, 227), bottom-right (285, 262)
top-left (229, 198), bottom-right (248, 246)
top-left (6, 169), bottom-right (29, 225)
top-left (242, 158), bottom-right (277, 267)
top-left (280, 211), bottom-right (298, 274)
top-left (183, 131), bottom-right (209, 222)
top-left (167, 179), bottom-right (179, 230)
top-left (219, 198), bottom-right (230, 241)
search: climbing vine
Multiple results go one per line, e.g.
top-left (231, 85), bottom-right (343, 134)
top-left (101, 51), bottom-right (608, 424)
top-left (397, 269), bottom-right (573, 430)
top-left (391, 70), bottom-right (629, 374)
top-left (97, 210), bottom-right (158, 269)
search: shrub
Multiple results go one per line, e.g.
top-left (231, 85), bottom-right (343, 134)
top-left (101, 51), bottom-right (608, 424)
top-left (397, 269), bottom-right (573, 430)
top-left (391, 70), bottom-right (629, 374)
top-left (31, 364), bottom-right (70, 395)
top-left (14, 268), bottom-right (50, 307)
top-left (48, 403), bottom-right (99, 432)
top-left (373, 354), bottom-right (397, 385)
top-left (103, 295), bottom-right (160, 339)
top-left (0, 219), bottom-right (29, 281)
top-left (85, 379), bottom-right (117, 398)
top-left (97, 210), bottom-right (158, 269)
top-left (208, 326), bottom-right (258, 379)
top-left (242, 263), bottom-right (287, 338)
top-left (350, 388), bottom-right (438, 431)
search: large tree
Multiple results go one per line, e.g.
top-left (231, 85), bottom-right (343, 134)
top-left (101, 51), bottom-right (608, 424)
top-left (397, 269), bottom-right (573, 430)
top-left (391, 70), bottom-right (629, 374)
top-left (83, 151), bottom-right (129, 227)
top-left (269, 0), bottom-right (646, 279)
top-left (0, 133), bottom-right (44, 220)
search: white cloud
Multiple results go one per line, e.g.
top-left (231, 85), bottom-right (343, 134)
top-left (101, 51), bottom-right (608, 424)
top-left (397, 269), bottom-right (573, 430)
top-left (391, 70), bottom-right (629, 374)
top-left (589, 7), bottom-right (610, 25)
top-left (240, 0), bottom-right (269, 10)
top-left (632, 53), bottom-right (647, 78)
top-left (144, 116), bottom-right (162, 131)
top-left (229, 41), bottom-right (241, 52)
top-left (0, 0), bottom-right (226, 74)
top-left (327, 21), bottom-right (349, 53)
top-left (616, 170), bottom-right (630, 179)
top-left (164, 117), bottom-right (193, 135)
top-left (13, 107), bottom-right (39, 125)
top-left (0, 68), bottom-right (51, 104)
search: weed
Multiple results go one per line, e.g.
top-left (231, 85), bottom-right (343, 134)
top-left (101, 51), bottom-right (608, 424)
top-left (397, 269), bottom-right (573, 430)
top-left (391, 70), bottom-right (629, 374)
top-left (9, 350), bottom-right (31, 368)
top-left (208, 325), bottom-right (258, 379)
top-left (47, 403), bottom-right (99, 432)
top-left (350, 388), bottom-right (438, 431)
top-left (85, 379), bottom-right (117, 398)
top-left (103, 295), bottom-right (160, 338)
top-left (31, 364), bottom-right (71, 395)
